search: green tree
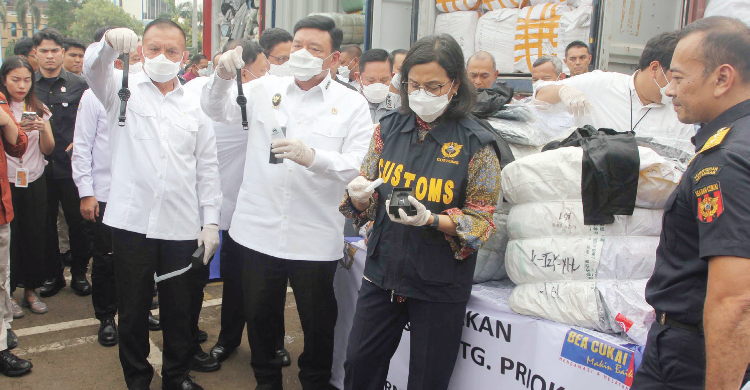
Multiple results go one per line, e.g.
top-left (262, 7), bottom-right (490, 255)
top-left (160, 1), bottom-right (203, 55)
top-left (69, 0), bottom-right (144, 45)
top-left (45, 0), bottom-right (83, 37)
top-left (4, 39), bottom-right (15, 59)
top-left (15, 0), bottom-right (42, 37)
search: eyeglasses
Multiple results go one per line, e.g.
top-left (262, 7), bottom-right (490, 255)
top-left (404, 79), bottom-right (454, 97)
top-left (268, 54), bottom-right (289, 64)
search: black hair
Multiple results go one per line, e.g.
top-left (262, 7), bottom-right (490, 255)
top-left (190, 54), bottom-right (207, 66)
top-left (238, 39), bottom-right (264, 65)
top-left (13, 38), bottom-right (34, 56)
top-left (93, 26), bottom-right (116, 43)
top-left (359, 49), bottom-right (392, 73)
top-left (678, 16), bottom-right (750, 82)
top-left (63, 38), bottom-right (86, 52)
top-left (399, 34), bottom-right (476, 121)
top-left (564, 40), bottom-right (589, 58)
top-left (341, 44), bottom-right (362, 58)
top-left (0, 56), bottom-right (49, 117)
top-left (144, 18), bottom-right (187, 42)
top-left (222, 39), bottom-right (241, 53)
top-left (293, 15), bottom-right (344, 52)
top-left (637, 31), bottom-right (679, 71)
top-left (32, 27), bottom-right (64, 48)
top-left (390, 49), bottom-right (408, 59)
top-left (259, 28), bottom-right (293, 56)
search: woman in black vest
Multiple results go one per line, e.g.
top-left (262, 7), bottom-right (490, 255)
top-left (340, 35), bottom-right (502, 390)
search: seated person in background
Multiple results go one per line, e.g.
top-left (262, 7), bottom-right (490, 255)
top-left (467, 51), bottom-right (499, 90)
top-left (564, 40), bottom-right (592, 77)
top-left (356, 49), bottom-right (400, 122)
top-left (531, 55), bottom-right (566, 84)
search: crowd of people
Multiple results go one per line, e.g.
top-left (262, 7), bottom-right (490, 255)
top-left (0, 12), bottom-right (748, 390)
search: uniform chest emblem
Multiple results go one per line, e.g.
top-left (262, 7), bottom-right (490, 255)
top-left (441, 142), bottom-right (462, 159)
top-left (695, 182), bottom-right (724, 223)
top-left (272, 93), bottom-right (281, 108)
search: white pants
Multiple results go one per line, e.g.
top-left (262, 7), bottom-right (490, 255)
top-left (0, 224), bottom-right (12, 351)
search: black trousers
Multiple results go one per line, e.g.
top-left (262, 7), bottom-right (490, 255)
top-left (344, 279), bottom-right (467, 390)
top-left (91, 202), bottom-right (116, 320)
top-left (112, 227), bottom-right (198, 389)
top-left (632, 321), bottom-right (750, 389)
top-left (9, 174), bottom-right (47, 291)
top-left (44, 173), bottom-right (91, 279)
top-left (190, 253), bottom-right (209, 353)
top-left (217, 231), bottom-right (286, 351)
top-left (241, 245), bottom-right (338, 389)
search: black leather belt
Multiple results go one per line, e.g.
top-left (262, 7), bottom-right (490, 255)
top-left (656, 311), bottom-right (703, 333)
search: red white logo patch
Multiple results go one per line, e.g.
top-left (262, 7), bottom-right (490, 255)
top-left (695, 182), bottom-right (724, 223)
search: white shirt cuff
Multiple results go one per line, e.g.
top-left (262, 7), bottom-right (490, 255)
top-left (209, 74), bottom-right (234, 92)
top-left (202, 205), bottom-right (220, 226)
top-left (77, 185), bottom-right (95, 199)
top-left (307, 148), bottom-right (332, 174)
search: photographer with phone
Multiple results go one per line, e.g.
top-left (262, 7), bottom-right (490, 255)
top-left (1, 56), bottom-right (54, 319)
top-left (340, 35), bottom-right (502, 390)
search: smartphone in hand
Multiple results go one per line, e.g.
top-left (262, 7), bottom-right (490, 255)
top-left (21, 111), bottom-right (37, 122)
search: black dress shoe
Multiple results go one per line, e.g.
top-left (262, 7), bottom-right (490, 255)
top-left (148, 313), bottom-right (161, 331)
top-left (39, 278), bottom-right (65, 297)
top-left (277, 348), bottom-right (291, 367)
top-left (7, 330), bottom-right (17, 350)
top-left (71, 274), bottom-right (92, 296)
top-left (197, 329), bottom-right (207, 343)
top-left (98, 318), bottom-right (118, 347)
top-left (209, 343), bottom-right (235, 363)
top-left (0, 349), bottom-right (32, 377)
top-left (164, 376), bottom-right (204, 390)
top-left (190, 350), bottom-right (221, 373)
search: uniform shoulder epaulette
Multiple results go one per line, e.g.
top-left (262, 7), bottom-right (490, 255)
top-left (698, 126), bottom-right (731, 154)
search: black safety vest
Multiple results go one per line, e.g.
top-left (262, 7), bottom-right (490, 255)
top-left (364, 111), bottom-right (498, 302)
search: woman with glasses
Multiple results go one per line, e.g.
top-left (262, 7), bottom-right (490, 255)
top-left (340, 34), bottom-right (502, 390)
top-left (1, 56), bottom-right (54, 317)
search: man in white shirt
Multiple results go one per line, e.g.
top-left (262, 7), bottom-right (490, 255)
top-left (356, 48), bottom-right (401, 123)
top-left (202, 15), bottom-right (372, 390)
top-left (83, 19), bottom-right (221, 390)
top-left (535, 32), bottom-right (694, 151)
top-left (336, 44), bottom-right (362, 90)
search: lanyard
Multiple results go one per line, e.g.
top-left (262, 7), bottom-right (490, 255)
top-left (630, 91), bottom-right (652, 132)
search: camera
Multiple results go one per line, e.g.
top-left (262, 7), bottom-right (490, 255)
top-left (388, 187), bottom-right (416, 218)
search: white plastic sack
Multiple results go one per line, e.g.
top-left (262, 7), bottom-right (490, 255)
top-left (474, 9), bottom-right (518, 73)
top-left (435, 11), bottom-right (479, 63)
top-left (505, 236), bottom-right (658, 283)
top-left (481, 0), bottom-right (529, 11)
top-left (309, 13), bottom-right (365, 44)
top-left (507, 201), bottom-right (663, 239)
top-left (514, 4), bottom-right (572, 72)
top-left (436, 0), bottom-right (480, 12)
top-left (473, 202), bottom-right (513, 283)
top-left (508, 143), bottom-right (543, 159)
top-left (501, 146), bottom-right (682, 209)
top-left (530, 0), bottom-right (567, 5)
top-left (509, 279), bottom-right (654, 344)
top-left (487, 99), bottom-right (575, 146)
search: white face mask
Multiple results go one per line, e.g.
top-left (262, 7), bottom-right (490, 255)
top-left (362, 82), bottom-right (390, 104)
top-left (144, 54), bottom-right (182, 83)
top-left (197, 67), bottom-right (211, 77)
top-left (287, 49), bottom-right (333, 82)
top-left (269, 63), bottom-right (293, 77)
top-left (128, 62), bottom-right (143, 74)
top-left (653, 67), bottom-right (672, 105)
top-left (408, 80), bottom-right (454, 123)
top-left (391, 73), bottom-right (401, 88)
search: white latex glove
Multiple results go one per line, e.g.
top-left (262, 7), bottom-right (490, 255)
top-left (216, 46), bottom-right (244, 80)
top-left (106, 28), bottom-right (139, 54)
top-left (558, 85), bottom-right (593, 117)
top-left (347, 177), bottom-right (383, 203)
top-left (197, 224), bottom-right (220, 265)
top-left (386, 196), bottom-right (432, 226)
top-left (271, 138), bottom-right (315, 167)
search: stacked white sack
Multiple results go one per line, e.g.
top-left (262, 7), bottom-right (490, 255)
top-left (481, 0), bottom-right (530, 11)
top-left (436, 0), bottom-right (480, 12)
top-left (509, 279), bottom-right (655, 345)
top-left (514, 4), bottom-right (572, 73)
top-left (435, 11), bottom-right (479, 63)
top-left (475, 9), bottom-right (518, 73)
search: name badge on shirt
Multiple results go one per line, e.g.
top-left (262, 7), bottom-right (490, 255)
top-left (15, 168), bottom-right (28, 188)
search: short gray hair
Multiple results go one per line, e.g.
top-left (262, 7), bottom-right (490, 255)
top-left (533, 55), bottom-right (564, 75)
top-left (467, 51), bottom-right (497, 71)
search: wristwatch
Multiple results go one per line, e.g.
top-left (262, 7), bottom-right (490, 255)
top-left (425, 214), bottom-right (440, 230)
